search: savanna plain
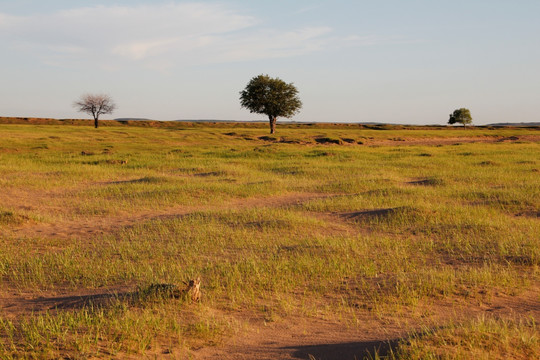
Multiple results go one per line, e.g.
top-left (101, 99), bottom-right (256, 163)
top-left (0, 122), bottom-right (539, 359)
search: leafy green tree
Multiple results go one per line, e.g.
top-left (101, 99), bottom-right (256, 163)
top-left (448, 108), bottom-right (473, 127)
top-left (240, 74), bottom-right (302, 134)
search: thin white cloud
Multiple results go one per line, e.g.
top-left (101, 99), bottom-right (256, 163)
top-left (0, 2), bottom-right (368, 70)
top-left (217, 27), bottom-right (334, 62)
top-left (292, 4), bottom-right (325, 15)
top-left (113, 37), bottom-right (181, 60)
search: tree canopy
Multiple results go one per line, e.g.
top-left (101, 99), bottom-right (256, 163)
top-left (240, 74), bottom-right (302, 134)
top-left (448, 108), bottom-right (473, 127)
top-left (74, 94), bottom-right (116, 128)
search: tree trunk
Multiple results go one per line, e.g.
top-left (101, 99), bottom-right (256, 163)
top-left (94, 116), bottom-right (99, 128)
top-left (268, 116), bottom-right (277, 134)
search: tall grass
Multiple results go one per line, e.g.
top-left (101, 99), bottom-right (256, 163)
top-left (0, 124), bottom-right (538, 357)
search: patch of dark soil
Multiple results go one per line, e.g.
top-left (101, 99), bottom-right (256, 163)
top-left (516, 160), bottom-right (536, 164)
top-left (0, 286), bottom-right (133, 317)
top-left (276, 244), bottom-right (324, 254)
top-left (504, 255), bottom-right (538, 266)
top-left (32, 144), bottom-right (49, 149)
top-left (515, 210), bottom-right (540, 218)
top-left (259, 136), bottom-right (278, 142)
top-left (245, 181), bottom-right (273, 186)
top-left (108, 176), bottom-right (165, 184)
top-left (85, 159), bottom-right (128, 165)
top-left (0, 282), bottom-right (199, 318)
top-left (315, 137), bottom-right (342, 145)
top-left (0, 211), bottom-right (30, 225)
top-left (341, 138), bottom-right (356, 144)
top-left (478, 160), bottom-right (499, 166)
top-left (285, 339), bottom-right (400, 360)
top-left (338, 206), bottom-right (426, 228)
top-left (245, 219), bottom-right (292, 230)
top-left (306, 150), bottom-right (336, 157)
top-left (194, 171), bottom-right (224, 177)
top-left (498, 136), bottom-right (520, 142)
top-left (339, 207), bottom-right (407, 220)
top-left (407, 178), bottom-right (444, 186)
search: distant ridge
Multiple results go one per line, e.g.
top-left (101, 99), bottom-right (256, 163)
top-left (2, 116), bottom-right (538, 128)
top-left (115, 118), bottom-right (151, 121)
top-left (173, 119), bottom-right (265, 123)
top-left (487, 122), bottom-right (540, 127)
top-left (171, 119), bottom-right (394, 125)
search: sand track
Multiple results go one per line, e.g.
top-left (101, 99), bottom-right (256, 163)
top-left (4, 192), bottom-right (334, 241)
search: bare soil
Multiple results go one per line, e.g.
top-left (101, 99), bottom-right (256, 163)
top-left (2, 192), bottom-right (332, 240)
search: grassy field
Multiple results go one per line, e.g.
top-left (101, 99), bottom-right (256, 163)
top-left (0, 123), bottom-right (539, 359)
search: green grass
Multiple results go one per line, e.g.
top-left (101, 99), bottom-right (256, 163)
top-left (0, 124), bottom-right (538, 358)
top-left (388, 316), bottom-right (539, 360)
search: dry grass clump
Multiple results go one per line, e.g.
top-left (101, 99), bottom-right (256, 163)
top-left (0, 210), bottom-right (29, 225)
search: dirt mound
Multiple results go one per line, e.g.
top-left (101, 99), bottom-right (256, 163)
top-left (407, 178), bottom-right (444, 186)
top-left (315, 137), bottom-right (342, 145)
top-left (339, 207), bottom-right (408, 220)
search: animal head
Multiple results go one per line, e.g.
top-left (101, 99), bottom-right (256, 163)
top-left (185, 277), bottom-right (201, 289)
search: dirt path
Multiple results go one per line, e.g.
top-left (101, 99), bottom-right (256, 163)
top-left (192, 287), bottom-right (540, 360)
top-left (3, 192), bottom-right (334, 241)
top-left (192, 315), bottom-right (400, 360)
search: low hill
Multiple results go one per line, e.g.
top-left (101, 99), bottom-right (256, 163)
top-left (487, 122), bottom-right (540, 127)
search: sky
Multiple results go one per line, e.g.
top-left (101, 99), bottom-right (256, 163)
top-left (0, 0), bottom-right (539, 125)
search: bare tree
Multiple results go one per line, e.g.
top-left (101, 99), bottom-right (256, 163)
top-left (74, 94), bottom-right (116, 128)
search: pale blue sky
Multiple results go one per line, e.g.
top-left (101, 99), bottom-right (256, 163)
top-left (1, 0), bottom-right (539, 124)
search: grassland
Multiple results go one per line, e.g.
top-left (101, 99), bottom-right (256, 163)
top-left (0, 123), bottom-right (539, 359)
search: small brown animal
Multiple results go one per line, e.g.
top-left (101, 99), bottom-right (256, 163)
top-left (184, 278), bottom-right (201, 302)
top-left (144, 278), bottom-right (201, 303)
top-left (105, 159), bottom-right (128, 165)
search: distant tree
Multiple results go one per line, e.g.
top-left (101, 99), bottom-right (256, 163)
top-left (74, 94), bottom-right (116, 128)
top-left (240, 74), bottom-right (302, 134)
top-left (448, 108), bottom-right (472, 127)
